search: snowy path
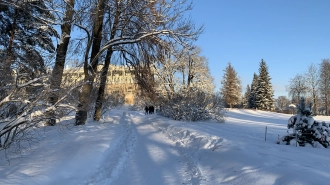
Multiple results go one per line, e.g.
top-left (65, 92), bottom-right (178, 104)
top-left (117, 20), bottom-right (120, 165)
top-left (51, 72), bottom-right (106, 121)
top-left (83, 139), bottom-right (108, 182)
top-left (0, 112), bottom-right (126, 185)
top-left (106, 111), bottom-right (206, 185)
top-left (1, 108), bottom-right (330, 185)
top-left (85, 112), bottom-right (137, 185)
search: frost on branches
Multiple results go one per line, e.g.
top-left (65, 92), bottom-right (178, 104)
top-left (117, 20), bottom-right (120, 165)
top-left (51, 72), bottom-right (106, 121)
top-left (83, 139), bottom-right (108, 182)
top-left (282, 97), bottom-right (330, 148)
top-left (157, 89), bottom-right (225, 123)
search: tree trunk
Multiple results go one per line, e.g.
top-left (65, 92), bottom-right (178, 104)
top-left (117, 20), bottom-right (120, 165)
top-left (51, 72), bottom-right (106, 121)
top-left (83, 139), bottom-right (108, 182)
top-left (75, 0), bottom-right (106, 125)
top-left (312, 91), bottom-right (317, 115)
top-left (46, 0), bottom-right (75, 126)
top-left (93, 2), bottom-right (122, 121)
top-left (187, 58), bottom-right (193, 88)
top-left (94, 49), bottom-right (113, 121)
top-left (326, 95), bottom-right (329, 116)
top-left (76, 82), bottom-right (93, 124)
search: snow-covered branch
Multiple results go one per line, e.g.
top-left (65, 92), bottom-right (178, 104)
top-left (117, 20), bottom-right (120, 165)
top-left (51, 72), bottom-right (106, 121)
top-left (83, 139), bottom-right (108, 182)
top-left (90, 29), bottom-right (187, 66)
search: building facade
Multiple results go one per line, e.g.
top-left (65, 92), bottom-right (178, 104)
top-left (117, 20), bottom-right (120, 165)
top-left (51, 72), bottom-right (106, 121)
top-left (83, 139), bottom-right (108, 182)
top-left (62, 65), bottom-right (139, 104)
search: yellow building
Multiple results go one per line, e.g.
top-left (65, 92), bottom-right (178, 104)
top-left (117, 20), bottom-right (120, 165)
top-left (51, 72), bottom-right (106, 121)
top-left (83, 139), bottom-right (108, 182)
top-left (62, 64), bottom-right (139, 104)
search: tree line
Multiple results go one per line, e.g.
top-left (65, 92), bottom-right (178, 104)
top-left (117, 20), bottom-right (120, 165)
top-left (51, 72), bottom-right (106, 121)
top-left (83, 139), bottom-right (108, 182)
top-left (220, 58), bottom-right (330, 116)
top-left (284, 59), bottom-right (330, 115)
top-left (221, 59), bottom-right (275, 110)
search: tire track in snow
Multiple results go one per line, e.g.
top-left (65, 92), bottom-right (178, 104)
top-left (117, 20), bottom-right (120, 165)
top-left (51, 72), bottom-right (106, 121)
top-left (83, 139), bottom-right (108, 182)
top-left (86, 112), bottom-right (137, 185)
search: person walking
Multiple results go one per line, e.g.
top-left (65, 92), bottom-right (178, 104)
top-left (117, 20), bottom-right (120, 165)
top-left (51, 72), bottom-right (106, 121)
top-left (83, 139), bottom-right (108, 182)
top-left (145, 106), bottom-right (149, 115)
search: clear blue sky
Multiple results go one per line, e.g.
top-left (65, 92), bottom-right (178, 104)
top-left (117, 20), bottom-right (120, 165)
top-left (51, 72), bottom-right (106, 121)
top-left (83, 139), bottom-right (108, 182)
top-left (189, 0), bottom-right (330, 98)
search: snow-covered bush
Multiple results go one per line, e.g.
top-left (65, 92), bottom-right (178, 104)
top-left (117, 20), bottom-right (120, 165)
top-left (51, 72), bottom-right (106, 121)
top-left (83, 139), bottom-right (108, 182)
top-left (283, 97), bottom-right (330, 148)
top-left (288, 104), bottom-right (297, 115)
top-left (158, 88), bottom-right (226, 122)
top-left (0, 73), bottom-right (78, 151)
top-left (0, 76), bottom-right (48, 150)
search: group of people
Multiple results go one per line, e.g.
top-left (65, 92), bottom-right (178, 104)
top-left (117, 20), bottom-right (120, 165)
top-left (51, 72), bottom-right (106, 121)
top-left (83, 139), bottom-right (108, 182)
top-left (145, 105), bottom-right (155, 115)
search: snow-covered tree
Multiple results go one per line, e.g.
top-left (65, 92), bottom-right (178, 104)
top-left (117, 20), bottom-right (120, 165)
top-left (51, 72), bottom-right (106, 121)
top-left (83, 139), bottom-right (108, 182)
top-left (255, 59), bottom-right (275, 110)
top-left (151, 47), bottom-right (223, 122)
top-left (75, 0), bottom-right (108, 125)
top-left (47, 0), bottom-right (76, 126)
top-left (221, 62), bottom-right (241, 108)
top-left (242, 85), bottom-right (251, 109)
top-left (75, 0), bottom-right (203, 125)
top-left (283, 97), bottom-right (330, 148)
top-left (0, 0), bottom-right (58, 98)
top-left (248, 73), bottom-right (258, 109)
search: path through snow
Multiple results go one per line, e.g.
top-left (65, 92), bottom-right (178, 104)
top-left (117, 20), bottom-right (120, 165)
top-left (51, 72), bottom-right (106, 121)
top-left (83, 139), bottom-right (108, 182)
top-left (1, 108), bottom-right (330, 185)
top-left (104, 110), bottom-right (217, 185)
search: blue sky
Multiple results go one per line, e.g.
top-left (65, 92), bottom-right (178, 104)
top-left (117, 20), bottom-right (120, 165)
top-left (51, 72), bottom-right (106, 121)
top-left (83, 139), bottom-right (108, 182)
top-left (189, 0), bottom-right (330, 98)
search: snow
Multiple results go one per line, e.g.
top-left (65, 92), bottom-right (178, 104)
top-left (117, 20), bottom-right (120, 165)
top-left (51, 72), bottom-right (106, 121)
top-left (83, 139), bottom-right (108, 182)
top-left (1, 107), bottom-right (330, 185)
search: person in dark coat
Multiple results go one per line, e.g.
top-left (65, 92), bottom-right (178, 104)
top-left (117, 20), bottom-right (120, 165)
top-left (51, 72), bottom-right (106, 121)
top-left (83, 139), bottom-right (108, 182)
top-left (149, 106), bottom-right (154, 114)
top-left (147, 106), bottom-right (151, 114)
top-left (145, 106), bottom-right (149, 115)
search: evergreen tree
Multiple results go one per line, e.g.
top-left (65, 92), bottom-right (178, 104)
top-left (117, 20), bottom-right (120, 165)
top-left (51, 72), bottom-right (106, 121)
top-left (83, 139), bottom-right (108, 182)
top-left (243, 84), bottom-right (251, 108)
top-left (284, 97), bottom-right (330, 148)
top-left (255, 59), bottom-right (275, 110)
top-left (221, 62), bottom-right (241, 108)
top-left (0, 0), bottom-right (58, 82)
top-left (248, 73), bottom-right (258, 109)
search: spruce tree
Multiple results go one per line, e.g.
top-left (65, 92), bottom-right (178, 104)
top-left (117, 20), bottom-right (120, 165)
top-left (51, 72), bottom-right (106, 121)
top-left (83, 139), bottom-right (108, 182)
top-left (248, 73), bottom-right (258, 109)
top-left (0, 0), bottom-right (58, 80)
top-left (284, 97), bottom-right (330, 148)
top-left (221, 62), bottom-right (241, 108)
top-left (243, 84), bottom-right (251, 108)
top-left (255, 59), bottom-right (275, 110)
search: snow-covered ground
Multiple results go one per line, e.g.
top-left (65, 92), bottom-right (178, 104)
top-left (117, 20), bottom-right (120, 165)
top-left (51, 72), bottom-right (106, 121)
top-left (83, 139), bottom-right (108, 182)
top-left (1, 106), bottom-right (330, 185)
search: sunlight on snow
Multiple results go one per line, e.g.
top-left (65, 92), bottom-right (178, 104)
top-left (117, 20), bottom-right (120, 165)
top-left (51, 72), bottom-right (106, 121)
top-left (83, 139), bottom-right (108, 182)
top-left (146, 144), bottom-right (167, 164)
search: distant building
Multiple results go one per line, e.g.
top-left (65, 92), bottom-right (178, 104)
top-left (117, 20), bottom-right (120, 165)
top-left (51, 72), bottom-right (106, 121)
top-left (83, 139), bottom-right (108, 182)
top-left (62, 65), bottom-right (139, 104)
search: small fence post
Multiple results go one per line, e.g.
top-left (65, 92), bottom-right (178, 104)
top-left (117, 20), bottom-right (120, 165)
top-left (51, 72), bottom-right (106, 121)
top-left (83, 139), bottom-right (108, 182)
top-left (296, 133), bottom-right (298, 147)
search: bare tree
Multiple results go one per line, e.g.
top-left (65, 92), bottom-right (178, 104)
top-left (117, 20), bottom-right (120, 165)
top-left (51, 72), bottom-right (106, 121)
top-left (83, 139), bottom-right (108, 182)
top-left (286, 74), bottom-right (308, 104)
top-left (75, 0), bottom-right (107, 125)
top-left (47, 0), bottom-right (76, 126)
top-left (152, 46), bottom-right (213, 100)
top-left (276, 96), bottom-right (290, 112)
top-left (74, 0), bottom-right (203, 125)
top-left (305, 63), bottom-right (319, 114)
top-left (180, 47), bottom-right (215, 93)
top-left (93, 0), bottom-right (123, 121)
top-left (319, 59), bottom-right (330, 116)
top-left (143, 46), bottom-right (221, 122)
